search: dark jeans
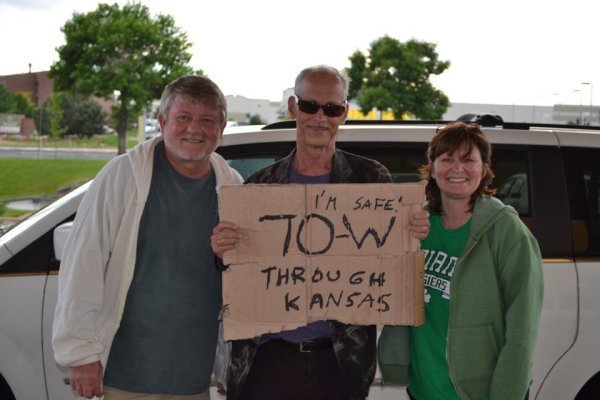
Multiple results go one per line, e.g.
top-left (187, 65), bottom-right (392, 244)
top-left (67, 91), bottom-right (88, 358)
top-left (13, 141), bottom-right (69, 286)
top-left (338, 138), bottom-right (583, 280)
top-left (407, 388), bottom-right (530, 400)
top-left (239, 339), bottom-right (350, 400)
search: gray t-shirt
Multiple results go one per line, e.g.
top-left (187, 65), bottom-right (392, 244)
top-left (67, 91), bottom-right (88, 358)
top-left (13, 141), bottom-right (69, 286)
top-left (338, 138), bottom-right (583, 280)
top-left (104, 143), bottom-right (221, 394)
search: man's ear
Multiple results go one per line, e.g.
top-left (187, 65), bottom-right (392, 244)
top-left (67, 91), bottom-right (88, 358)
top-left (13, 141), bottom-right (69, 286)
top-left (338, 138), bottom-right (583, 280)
top-left (340, 103), bottom-right (349, 124)
top-left (288, 96), bottom-right (297, 119)
top-left (218, 120), bottom-right (226, 142)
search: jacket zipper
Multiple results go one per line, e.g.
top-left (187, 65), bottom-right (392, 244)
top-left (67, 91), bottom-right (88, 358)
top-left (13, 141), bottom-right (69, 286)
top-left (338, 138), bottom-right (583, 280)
top-left (445, 238), bottom-right (478, 399)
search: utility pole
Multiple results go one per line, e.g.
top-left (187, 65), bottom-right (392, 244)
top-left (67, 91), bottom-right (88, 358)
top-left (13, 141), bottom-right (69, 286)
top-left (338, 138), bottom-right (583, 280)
top-left (582, 82), bottom-right (593, 125)
top-left (573, 89), bottom-right (583, 125)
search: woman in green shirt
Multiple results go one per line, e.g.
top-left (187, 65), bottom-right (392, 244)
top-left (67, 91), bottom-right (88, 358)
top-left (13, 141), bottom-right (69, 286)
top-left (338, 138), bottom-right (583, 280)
top-left (378, 121), bottom-right (543, 400)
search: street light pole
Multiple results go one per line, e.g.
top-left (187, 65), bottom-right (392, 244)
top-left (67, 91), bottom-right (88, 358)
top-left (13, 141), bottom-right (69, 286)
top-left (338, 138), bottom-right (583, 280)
top-left (573, 89), bottom-right (582, 125)
top-left (553, 93), bottom-right (561, 123)
top-left (582, 82), bottom-right (593, 125)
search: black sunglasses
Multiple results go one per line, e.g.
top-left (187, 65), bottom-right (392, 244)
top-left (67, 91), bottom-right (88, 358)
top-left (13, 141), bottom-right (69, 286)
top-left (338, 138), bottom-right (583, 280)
top-left (296, 97), bottom-right (346, 117)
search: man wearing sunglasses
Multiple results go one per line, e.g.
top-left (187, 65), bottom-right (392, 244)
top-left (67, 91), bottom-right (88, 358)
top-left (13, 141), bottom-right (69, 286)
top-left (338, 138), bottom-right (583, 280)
top-left (212, 65), bottom-right (430, 400)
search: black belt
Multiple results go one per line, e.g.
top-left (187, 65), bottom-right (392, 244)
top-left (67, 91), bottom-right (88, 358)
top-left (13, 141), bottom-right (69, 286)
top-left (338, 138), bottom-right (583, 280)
top-left (271, 338), bottom-right (333, 353)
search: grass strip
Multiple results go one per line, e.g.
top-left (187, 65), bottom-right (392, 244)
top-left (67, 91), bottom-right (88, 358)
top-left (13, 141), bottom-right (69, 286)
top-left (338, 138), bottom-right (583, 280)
top-left (0, 158), bottom-right (107, 200)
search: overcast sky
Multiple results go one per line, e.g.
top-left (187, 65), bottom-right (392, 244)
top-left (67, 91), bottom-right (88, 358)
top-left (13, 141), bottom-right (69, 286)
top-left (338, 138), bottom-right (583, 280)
top-left (0, 0), bottom-right (598, 107)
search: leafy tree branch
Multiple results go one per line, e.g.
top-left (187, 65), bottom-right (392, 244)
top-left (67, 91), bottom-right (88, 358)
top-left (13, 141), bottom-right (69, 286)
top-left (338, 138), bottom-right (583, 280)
top-left (346, 36), bottom-right (450, 120)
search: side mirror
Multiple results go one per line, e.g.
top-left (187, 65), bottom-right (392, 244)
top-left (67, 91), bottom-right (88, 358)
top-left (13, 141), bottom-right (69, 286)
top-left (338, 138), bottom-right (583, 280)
top-left (53, 222), bottom-right (73, 261)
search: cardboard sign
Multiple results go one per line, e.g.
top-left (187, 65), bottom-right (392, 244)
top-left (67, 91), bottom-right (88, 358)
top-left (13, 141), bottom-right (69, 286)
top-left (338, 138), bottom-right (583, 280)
top-left (219, 183), bottom-right (425, 340)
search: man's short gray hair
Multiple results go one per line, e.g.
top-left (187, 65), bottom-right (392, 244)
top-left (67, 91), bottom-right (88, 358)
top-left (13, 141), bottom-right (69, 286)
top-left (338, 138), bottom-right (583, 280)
top-left (294, 65), bottom-right (349, 99)
top-left (159, 75), bottom-right (227, 123)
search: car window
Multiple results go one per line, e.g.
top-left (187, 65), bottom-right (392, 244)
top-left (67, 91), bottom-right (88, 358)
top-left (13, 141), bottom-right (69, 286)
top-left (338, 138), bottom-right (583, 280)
top-left (493, 149), bottom-right (530, 216)
top-left (221, 143), bottom-right (534, 220)
top-left (217, 141), bottom-right (293, 181)
top-left (227, 157), bottom-right (280, 180)
top-left (351, 144), bottom-right (534, 219)
top-left (336, 142), bottom-right (427, 184)
top-left (345, 143), bottom-right (534, 220)
top-left (562, 147), bottom-right (600, 256)
top-left (222, 142), bottom-right (430, 183)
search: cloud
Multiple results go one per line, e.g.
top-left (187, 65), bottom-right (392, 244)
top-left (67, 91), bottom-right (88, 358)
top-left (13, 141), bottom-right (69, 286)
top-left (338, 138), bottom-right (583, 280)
top-left (0, 0), bottom-right (598, 106)
top-left (0, 0), bottom-right (57, 9)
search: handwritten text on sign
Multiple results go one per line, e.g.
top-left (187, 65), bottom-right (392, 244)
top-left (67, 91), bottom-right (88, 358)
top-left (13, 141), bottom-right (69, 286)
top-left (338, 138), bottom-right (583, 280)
top-left (218, 183), bottom-right (425, 340)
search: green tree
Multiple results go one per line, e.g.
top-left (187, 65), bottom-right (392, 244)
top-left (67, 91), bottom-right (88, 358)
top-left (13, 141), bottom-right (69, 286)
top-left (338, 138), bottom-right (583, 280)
top-left (0, 85), bottom-right (36, 118)
top-left (248, 114), bottom-right (266, 125)
top-left (61, 95), bottom-right (106, 137)
top-left (346, 36), bottom-right (450, 120)
top-left (39, 94), bottom-right (106, 138)
top-left (0, 85), bottom-right (11, 113)
top-left (50, 2), bottom-right (195, 154)
top-left (12, 92), bottom-right (36, 118)
top-left (36, 107), bottom-right (50, 136)
top-left (48, 93), bottom-right (67, 138)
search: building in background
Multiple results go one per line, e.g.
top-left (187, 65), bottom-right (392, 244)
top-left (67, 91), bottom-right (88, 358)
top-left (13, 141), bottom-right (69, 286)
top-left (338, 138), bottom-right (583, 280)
top-left (270, 88), bottom-right (595, 125)
top-left (1, 70), bottom-right (117, 136)
top-left (443, 102), bottom-right (599, 125)
top-left (0, 70), bottom-right (115, 122)
top-left (0, 70), bottom-right (52, 108)
top-left (225, 95), bottom-right (281, 124)
top-left (552, 104), bottom-right (600, 126)
top-left (0, 70), bottom-right (52, 135)
top-left (2, 70), bottom-right (597, 130)
top-left (443, 102), bottom-right (554, 124)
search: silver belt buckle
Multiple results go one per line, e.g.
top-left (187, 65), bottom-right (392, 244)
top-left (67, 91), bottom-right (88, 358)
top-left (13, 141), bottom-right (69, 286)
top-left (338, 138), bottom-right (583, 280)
top-left (299, 341), bottom-right (313, 353)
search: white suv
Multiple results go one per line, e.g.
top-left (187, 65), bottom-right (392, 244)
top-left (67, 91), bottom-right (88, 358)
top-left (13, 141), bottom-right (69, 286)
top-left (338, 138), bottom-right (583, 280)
top-left (1, 118), bottom-right (599, 400)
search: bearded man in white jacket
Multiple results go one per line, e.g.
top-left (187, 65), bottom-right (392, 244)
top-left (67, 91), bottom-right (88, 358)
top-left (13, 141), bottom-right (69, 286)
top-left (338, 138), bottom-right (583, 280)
top-left (53, 75), bottom-right (243, 400)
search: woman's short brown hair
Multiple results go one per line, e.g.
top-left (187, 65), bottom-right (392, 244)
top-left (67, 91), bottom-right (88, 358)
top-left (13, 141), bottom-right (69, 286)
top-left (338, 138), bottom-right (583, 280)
top-left (420, 121), bottom-right (496, 214)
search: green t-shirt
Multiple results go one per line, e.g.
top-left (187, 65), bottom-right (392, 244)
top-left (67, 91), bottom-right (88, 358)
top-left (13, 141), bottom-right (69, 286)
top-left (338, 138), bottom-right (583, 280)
top-left (408, 213), bottom-right (471, 400)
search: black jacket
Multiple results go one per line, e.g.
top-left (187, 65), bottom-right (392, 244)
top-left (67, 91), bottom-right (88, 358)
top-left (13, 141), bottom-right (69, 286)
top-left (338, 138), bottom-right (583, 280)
top-left (226, 148), bottom-right (393, 400)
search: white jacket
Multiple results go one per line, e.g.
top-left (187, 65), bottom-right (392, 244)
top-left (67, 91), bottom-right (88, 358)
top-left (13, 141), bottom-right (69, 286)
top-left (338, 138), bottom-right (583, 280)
top-left (52, 136), bottom-right (243, 368)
